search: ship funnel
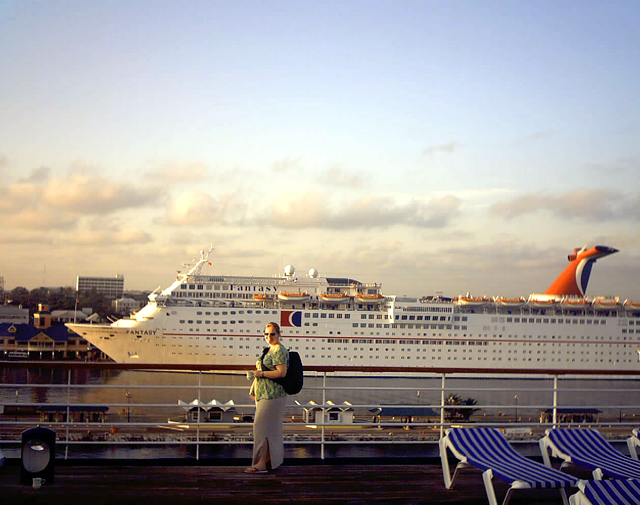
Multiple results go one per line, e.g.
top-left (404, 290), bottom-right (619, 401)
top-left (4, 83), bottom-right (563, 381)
top-left (544, 245), bottom-right (618, 297)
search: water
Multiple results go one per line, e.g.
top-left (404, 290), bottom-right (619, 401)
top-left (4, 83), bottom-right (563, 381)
top-left (3, 367), bottom-right (640, 418)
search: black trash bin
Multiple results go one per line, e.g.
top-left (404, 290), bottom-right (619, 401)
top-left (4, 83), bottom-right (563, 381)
top-left (20, 427), bottom-right (55, 485)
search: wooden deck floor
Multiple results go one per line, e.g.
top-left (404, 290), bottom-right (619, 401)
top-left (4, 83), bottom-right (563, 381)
top-left (0, 462), bottom-right (571, 505)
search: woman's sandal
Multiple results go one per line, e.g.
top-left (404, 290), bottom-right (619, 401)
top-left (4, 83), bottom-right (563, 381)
top-left (244, 467), bottom-right (268, 474)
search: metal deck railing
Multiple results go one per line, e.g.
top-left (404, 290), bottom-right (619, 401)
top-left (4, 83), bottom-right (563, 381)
top-left (1, 361), bottom-right (640, 461)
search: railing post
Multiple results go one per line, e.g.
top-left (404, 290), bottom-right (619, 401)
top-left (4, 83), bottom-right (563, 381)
top-left (65, 368), bottom-right (71, 460)
top-left (196, 371), bottom-right (201, 460)
top-left (552, 374), bottom-right (558, 428)
top-left (440, 373), bottom-right (446, 438)
top-left (321, 372), bottom-right (326, 460)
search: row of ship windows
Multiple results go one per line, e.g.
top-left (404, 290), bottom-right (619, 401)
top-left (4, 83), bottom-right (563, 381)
top-left (166, 343), bottom-right (630, 357)
top-left (166, 337), bottom-right (632, 349)
top-left (175, 321), bottom-right (450, 329)
top-left (182, 308), bottom-right (638, 326)
top-left (402, 306), bottom-right (453, 313)
top-left (191, 310), bottom-right (279, 316)
top-left (169, 343), bottom-right (629, 355)
top-left (174, 319), bottom-right (636, 338)
top-left (188, 310), bottom-right (355, 320)
top-left (166, 329), bottom-right (634, 342)
top-left (483, 316), bottom-right (609, 325)
top-left (167, 350), bottom-right (633, 364)
top-left (182, 309), bottom-right (638, 327)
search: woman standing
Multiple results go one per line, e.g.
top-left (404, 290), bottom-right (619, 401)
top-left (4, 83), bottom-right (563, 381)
top-left (245, 322), bottom-right (289, 474)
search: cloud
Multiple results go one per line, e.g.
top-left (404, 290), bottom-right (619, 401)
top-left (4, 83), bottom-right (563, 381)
top-left (0, 169), bottom-right (165, 231)
top-left (166, 190), bottom-right (247, 225)
top-left (19, 166), bottom-right (51, 183)
top-left (268, 192), bottom-right (328, 228)
top-left (584, 155), bottom-right (639, 175)
top-left (512, 131), bottom-right (552, 145)
top-left (66, 227), bottom-right (153, 246)
top-left (0, 176), bottom-right (78, 229)
top-left (10, 209), bottom-right (78, 230)
top-left (317, 166), bottom-right (366, 189)
top-left (423, 141), bottom-right (460, 156)
top-left (272, 157), bottom-right (302, 172)
top-left (489, 189), bottom-right (639, 221)
top-left (0, 181), bottom-right (38, 213)
top-left (0, 234), bottom-right (56, 245)
top-left (43, 173), bottom-right (163, 213)
top-left (265, 192), bottom-right (461, 230)
top-left (142, 161), bottom-right (209, 184)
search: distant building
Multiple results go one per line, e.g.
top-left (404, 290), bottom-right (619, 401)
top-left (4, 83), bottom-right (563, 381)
top-left (76, 274), bottom-right (124, 298)
top-left (0, 305), bottom-right (29, 324)
top-left (370, 406), bottom-right (439, 424)
top-left (539, 408), bottom-right (602, 424)
top-left (111, 297), bottom-right (142, 315)
top-left (33, 304), bottom-right (53, 329)
top-left (298, 400), bottom-right (355, 424)
top-left (51, 309), bottom-right (89, 324)
top-left (39, 405), bottom-right (108, 423)
top-left (0, 322), bottom-right (98, 360)
top-left (177, 399), bottom-right (247, 423)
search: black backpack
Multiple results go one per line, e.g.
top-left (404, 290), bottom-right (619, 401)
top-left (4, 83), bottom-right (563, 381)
top-left (260, 347), bottom-right (304, 395)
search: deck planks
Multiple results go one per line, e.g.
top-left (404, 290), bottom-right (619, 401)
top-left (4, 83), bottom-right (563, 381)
top-left (0, 463), bottom-right (570, 504)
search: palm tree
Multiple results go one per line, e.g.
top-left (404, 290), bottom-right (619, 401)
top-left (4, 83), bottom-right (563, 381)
top-left (444, 393), bottom-right (480, 422)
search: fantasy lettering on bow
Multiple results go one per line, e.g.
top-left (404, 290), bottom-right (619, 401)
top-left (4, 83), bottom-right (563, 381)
top-left (127, 329), bottom-right (158, 336)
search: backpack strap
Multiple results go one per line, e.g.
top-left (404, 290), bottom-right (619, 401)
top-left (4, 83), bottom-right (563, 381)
top-left (259, 347), bottom-right (272, 371)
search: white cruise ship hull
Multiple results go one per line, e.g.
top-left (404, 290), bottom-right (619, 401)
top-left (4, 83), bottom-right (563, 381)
top-left (67, 244), bottom-right (640, 374)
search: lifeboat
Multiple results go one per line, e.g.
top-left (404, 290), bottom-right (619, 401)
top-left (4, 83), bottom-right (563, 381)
top-left (494, 297), bottom-right (526, 307)
top-left (527, 296), bottom-right (559, 308)
top-left (318, 293), bottom-right (351, 304)
top-left (592, 297), bottom-right (621, 311)
top-left (277, 291), bottom-right (311, 303)
top-left (456, 295), bottom-right (490, 307)
top-left (354, 293), bottom-right (386, 304)
top-left (560, 297), bottom-right (590, 310)
top-left (253, 294), bottom-right (274, 302)
top-left (624, 300), bottom-right (640, 313)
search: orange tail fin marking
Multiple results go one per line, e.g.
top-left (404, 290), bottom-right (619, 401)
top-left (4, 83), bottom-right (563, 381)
top-left (544, 245), bottom-right (618, 297)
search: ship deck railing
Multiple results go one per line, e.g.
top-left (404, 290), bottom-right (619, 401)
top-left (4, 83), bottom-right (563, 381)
top-left (1, 361), bottom-right (640, 463)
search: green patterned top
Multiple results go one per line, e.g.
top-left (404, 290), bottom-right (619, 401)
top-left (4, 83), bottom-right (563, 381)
top-left (250, 344), bottom-right (289, 401)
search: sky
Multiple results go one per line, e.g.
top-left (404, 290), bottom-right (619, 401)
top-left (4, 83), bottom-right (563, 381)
top-left (1, 0), bottom-right (639, 300)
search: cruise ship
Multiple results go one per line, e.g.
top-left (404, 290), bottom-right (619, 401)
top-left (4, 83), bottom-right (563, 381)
top-left (66, 245), bottom-right (640, 373)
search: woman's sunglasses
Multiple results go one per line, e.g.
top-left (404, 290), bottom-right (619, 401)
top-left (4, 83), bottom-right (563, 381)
top-left (264, 332), bottom-right (277, 337)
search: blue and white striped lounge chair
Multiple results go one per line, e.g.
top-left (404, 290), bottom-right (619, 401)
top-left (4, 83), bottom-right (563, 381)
top-left (569, 479), bottom-right (640, 505)
top-left (626, 429), bottom-right (640, 460)
top-left (440, 427), bottom-right (577, 505)
top-left (540, 428), bottom-right (640, 480)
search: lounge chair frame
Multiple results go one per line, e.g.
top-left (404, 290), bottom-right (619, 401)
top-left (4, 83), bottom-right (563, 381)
top-left (540, 428), bottom-right (640, 480)
top-left (440, 427), bottom-right (574, 505)
top-left (626, 429), bottom-right (640, 460)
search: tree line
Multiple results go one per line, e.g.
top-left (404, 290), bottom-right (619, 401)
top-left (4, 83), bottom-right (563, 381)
top-left (2, 286), bottom-right (149, 320)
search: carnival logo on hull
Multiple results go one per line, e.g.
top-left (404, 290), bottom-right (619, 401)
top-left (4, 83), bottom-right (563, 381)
top-left (280, 311), bottom-right (302, 327)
